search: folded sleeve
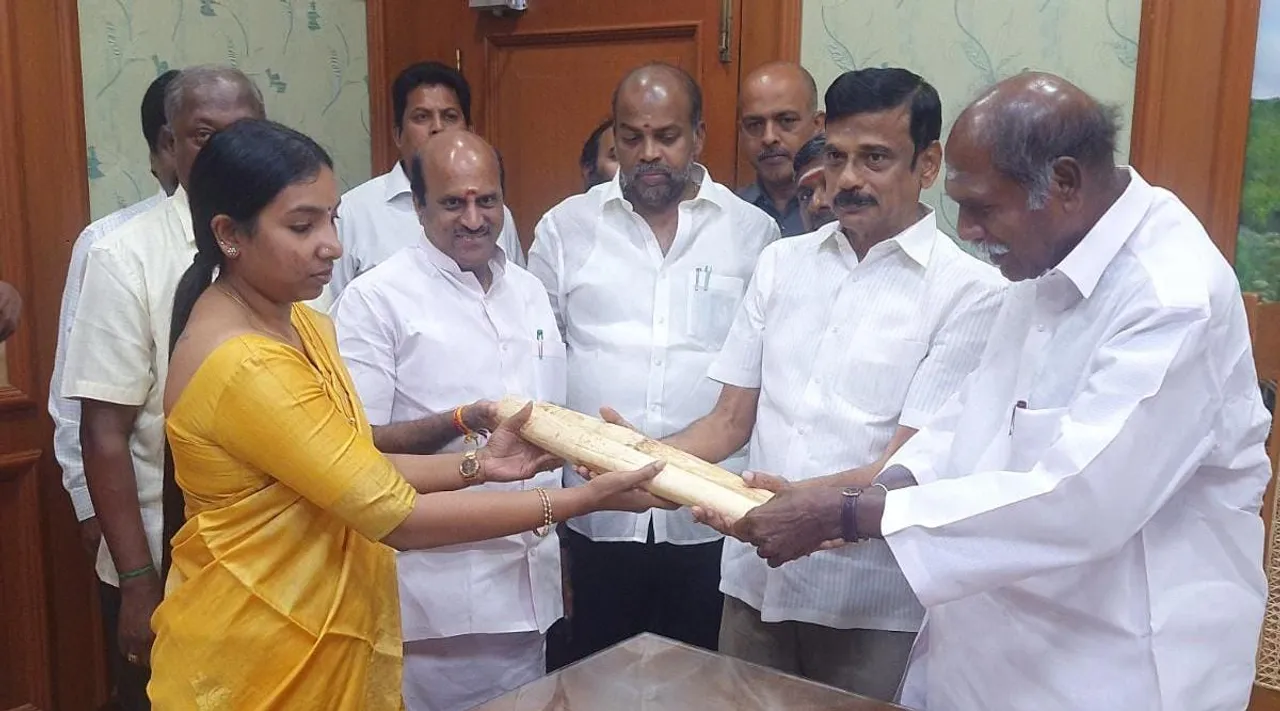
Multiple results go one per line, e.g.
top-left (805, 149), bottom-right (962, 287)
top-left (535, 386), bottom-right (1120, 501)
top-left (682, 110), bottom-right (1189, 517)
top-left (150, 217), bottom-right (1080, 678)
top-left (707, 244), bottom-right (775, 389)
top-left (61, 247), bottom-right (154, 406)
top-left (331, 286), bottom-right (399, 427)
top-left (210, 339), bottom-right (416, 542)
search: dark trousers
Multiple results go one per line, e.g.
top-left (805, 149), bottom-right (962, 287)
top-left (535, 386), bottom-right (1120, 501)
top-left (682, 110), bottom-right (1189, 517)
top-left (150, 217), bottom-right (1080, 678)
top-left (555, 527), bottom-right (724, 666)
top-left (99, 582), bottom-right (151, 710)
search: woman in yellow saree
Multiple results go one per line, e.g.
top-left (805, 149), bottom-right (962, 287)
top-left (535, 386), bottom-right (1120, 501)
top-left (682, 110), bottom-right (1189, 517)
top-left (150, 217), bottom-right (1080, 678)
top-left (148, 119), bottom-right (666, 709)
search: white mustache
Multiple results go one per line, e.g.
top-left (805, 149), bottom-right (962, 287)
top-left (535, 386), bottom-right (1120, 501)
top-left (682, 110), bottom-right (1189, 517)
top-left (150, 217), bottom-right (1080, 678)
top-left (971, 240), bottom-right (1010, 263)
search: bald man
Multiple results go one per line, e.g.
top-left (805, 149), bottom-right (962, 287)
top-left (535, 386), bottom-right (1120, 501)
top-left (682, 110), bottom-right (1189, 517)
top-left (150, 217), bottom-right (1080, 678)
top-left (530, 63), bottom-right (778, 662)
top-left (699, 72), bottom-right (1272, 710)
top-left (737, 61), bottom-right (824, 236)
top-left (332, 131), bottom-right (566, 711)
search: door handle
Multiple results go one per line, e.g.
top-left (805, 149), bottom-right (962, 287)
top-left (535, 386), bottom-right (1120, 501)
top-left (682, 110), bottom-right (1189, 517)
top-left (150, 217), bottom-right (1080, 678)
top-left (719, 0), bottom-right (732, 63)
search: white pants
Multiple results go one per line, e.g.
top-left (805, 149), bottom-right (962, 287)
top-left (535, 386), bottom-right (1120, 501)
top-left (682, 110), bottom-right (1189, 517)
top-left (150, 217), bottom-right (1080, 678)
top-left (402, 631), bottom-right (546, 711)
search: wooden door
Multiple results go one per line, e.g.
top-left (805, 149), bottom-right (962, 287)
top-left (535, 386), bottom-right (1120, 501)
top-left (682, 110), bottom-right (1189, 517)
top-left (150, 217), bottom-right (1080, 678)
top-left (369, 0), bottom-right (799, 248)
top-left (0, 0), bottom-right (110, 709)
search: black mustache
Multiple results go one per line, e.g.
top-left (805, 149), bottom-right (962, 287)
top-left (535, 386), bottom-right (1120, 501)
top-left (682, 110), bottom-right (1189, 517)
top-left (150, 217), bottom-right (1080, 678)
top-left (757, 147), bottom-right (789, 161)
top-left (834, 190), bottom-right (877, 208)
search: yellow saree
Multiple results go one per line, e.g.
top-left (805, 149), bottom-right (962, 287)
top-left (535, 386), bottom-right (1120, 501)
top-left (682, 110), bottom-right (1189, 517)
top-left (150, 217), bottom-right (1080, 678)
top-left (149, 305), bottom-right (415, 709)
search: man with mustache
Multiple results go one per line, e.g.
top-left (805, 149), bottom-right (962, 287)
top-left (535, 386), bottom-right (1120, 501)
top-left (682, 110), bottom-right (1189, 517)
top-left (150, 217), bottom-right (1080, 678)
top-left (529, 62), bottom-right (779, 662)
top-left (332, 131), bottom-right (567, 711)
top-left (651, 67), bottom-right (1003, 700)
top-left (793, 133), bottom-right (837, 232)
top-left (698, 72), bottom-right (1274, 711)
top-left (737, 62), bottom-right (825, 237)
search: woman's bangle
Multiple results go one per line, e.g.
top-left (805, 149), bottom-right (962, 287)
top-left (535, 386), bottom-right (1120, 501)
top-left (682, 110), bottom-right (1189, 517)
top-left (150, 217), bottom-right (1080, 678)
top-left (118, 562), bottom-right (156, 582)
top-left (533, 487), bottom-right (554, 537)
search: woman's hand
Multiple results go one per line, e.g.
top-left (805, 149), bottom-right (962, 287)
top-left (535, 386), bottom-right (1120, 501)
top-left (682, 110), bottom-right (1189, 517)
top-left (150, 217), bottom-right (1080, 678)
top-left (478, 403), bottom-right (562, 483)
top-left (584, 461), bottom-right (679, 512)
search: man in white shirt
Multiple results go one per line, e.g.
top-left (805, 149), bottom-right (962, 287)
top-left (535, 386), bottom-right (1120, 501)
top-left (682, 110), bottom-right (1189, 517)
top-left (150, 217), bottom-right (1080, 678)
top-left (52, 68), bottom-right (179, 555)
top-left (736, 62), bottom-right (825, 237)
top-left (48, 67), bottom-right (179, 708)
top-left (328, 61), bottom-right (523, 302)
top-left (709, 73), bottom-right (1273, 711)
top-left (60, 66), bottom-right (265, 708)
top-left (528, 62), bottom-right (779, 661)
top-left (655, 68), bottom-right (1004, 700)
top-left (333, 131), bottom-right (565, 711)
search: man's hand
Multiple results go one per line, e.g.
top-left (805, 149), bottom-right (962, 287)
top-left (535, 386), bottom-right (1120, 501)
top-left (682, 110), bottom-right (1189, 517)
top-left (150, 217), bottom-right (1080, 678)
top-left (0, 280), bottom-right (20, 342)
top-left (691, 470), bottom-right (790, 537)
top-left (118, 572), bottom-right (162, 667)
top-left (79, 517), bottom-right (103, 560)
top-left (599, 406), bottom-right (637, 432)
top-left (737, 485), bottom-right (846, 568)
top-left (464, 399), bottom-right (500, 433)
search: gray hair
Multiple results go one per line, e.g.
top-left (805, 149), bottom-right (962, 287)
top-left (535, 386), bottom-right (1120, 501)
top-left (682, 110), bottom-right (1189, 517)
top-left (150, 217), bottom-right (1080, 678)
top-left (163, 65), bottom-right (265, 125)
top-left (983, 99), bottom-right (1122, 209)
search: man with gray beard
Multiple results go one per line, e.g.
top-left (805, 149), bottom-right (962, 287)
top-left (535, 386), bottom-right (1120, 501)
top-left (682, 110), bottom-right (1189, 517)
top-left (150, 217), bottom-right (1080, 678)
top-left (529, 62), bottom-right (779, 662)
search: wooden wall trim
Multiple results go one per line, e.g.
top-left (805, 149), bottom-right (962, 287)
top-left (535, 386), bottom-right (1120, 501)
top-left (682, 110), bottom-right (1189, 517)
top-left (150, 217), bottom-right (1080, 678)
top-left (1129, 0), bottom-right (1261, 261)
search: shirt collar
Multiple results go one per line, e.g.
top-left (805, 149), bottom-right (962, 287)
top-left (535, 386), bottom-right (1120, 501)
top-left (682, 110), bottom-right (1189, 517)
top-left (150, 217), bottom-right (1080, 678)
top-left (1050, 167), bottom-right (1152, 299)
top-left (414, 232), bottom-right (508, 291)
top-left (602, 163), bottom-right (725, 212)
top-left (821, 205), bottom-right (938, 268)
top-left (171, 185), bottom-right (195, 246)
top-left (385, 162), bottom-right (413, 203)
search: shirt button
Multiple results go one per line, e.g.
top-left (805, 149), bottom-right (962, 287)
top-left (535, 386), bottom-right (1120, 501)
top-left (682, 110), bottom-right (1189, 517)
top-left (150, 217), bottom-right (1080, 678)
top-left (657, 317), bottom-right (666, 325)
top-left (1036, 324), bottom-right (1046, 333)
top-left (654, 359), bottom-right (663, 367)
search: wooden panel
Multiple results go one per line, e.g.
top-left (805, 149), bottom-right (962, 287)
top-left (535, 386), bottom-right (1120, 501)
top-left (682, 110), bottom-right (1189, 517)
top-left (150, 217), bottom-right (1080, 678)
top-left (485, 24), bottom-right (703, 242)
top-left (0, 452), bottom-right (49, 710)
top-left (1129, 0), bottom-right (1261, 261)
top-left (0, 0), bottom-right (109, 707)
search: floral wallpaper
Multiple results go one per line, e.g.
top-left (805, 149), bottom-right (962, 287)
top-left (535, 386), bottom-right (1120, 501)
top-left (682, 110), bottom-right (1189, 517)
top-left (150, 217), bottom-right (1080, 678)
top-left (801, 0), bottom-right (1141, 236)
top-left (78, 0), bottom-right (371, 220)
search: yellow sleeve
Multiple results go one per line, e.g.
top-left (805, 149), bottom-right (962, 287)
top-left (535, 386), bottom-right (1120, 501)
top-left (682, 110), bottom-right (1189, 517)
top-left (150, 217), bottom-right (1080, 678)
top-left (208, 337), bottom-right (415, 542)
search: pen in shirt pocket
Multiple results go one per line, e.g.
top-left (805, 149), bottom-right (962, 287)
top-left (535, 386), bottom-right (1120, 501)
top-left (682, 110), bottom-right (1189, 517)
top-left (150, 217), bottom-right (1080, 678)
top-left (694, 265), bottom-right (713, 291)
top-left (536, 329), bottom-right (544, 359)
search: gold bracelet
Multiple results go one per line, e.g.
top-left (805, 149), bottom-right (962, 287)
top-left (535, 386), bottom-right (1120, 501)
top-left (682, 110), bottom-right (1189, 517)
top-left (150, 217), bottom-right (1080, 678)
top-left (533, 487), bottom-right (554, 537)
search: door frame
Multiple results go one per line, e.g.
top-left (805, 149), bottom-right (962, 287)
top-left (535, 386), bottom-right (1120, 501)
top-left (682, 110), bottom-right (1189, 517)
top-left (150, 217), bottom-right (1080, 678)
top-left (364, 0), bottom-right (803, 184)
top-left (1128, 0), bottom-right (1261, 262)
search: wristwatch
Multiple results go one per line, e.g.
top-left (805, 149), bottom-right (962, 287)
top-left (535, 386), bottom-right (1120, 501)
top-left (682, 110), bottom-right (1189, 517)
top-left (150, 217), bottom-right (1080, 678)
top-left (460, 448), bottom-right (482, 483)
top-left (840, 487), bottom-right (867, 543)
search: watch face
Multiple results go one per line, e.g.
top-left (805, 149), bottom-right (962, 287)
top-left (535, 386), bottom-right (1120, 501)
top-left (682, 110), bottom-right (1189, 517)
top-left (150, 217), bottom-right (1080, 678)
top-left (462, 455), bottom-right (480, 477)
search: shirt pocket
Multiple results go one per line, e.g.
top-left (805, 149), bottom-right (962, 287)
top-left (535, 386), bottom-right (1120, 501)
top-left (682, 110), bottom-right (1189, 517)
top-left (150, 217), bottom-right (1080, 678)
top-left (531, 336), bottom-right (568, 405)
top-left (1008, 405), bottom-right (1067, 472)
top-left (835, 337), bottom-right (929, 418)
top-left (686, 271), bottom-right (745, 350)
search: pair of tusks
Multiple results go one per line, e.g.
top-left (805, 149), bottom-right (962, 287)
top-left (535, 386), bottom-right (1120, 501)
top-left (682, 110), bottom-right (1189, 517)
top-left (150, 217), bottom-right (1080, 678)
top-left (495, 398), bottom-right (772, 523)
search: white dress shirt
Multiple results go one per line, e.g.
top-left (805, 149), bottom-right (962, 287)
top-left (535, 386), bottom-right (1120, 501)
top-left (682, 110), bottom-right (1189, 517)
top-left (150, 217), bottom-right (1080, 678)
top-left (61, 188), bottom-right (196, 586)
top-left (881, 169), bottom-right (1273, 711)
top-left (710, 212), bottom-right (1005, 632)
top-left (328, 162), bottom-right (524, 301)
top-left (529, 166), bottom-right (780, 544)
top-left (50, 190), bottom-right (165, 522)
top-left (332, 240), bottom-right (564, 641)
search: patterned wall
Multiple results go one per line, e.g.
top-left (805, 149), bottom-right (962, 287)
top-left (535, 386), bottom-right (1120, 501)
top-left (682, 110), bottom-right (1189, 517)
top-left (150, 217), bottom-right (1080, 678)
top-left (78, 0), bottom-right (371, 220)
top-left (801, 0), bottom-right (1141, 235)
